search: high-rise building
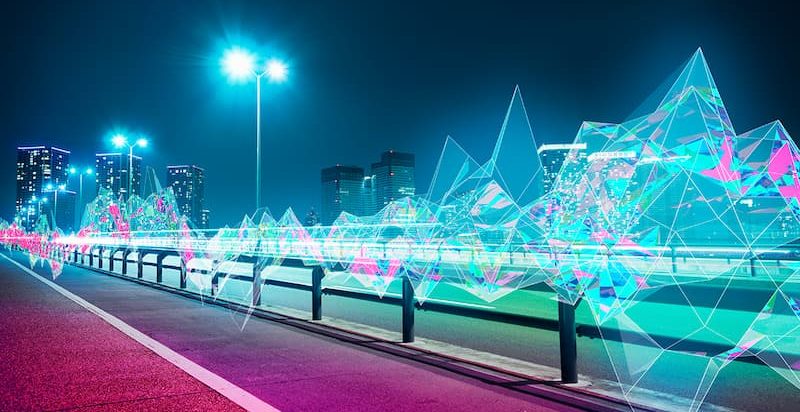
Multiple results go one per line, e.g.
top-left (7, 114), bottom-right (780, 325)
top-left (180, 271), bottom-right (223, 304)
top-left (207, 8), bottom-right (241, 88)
top-left (95, 153), bottom-right (142, 199)
top-left (538, 143), bottom-right (588, 194)
top-left (166, 165), bottom-right (207, 228)
top-left (16, 146), bottom-right (71, 230)
top-left (371, 150), bottom-right (415, 212)
top-left (321, 165), bottom-right (365, 225)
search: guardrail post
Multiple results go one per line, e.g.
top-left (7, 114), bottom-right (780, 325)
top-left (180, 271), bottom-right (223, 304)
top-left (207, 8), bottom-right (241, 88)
top-left (180, 258), bottom-right (187, 289)
top-left (109, 249), bottom-right (116, 271)
top-left (121, 249), bottom-right (130, 275)
top-left (402, 275), bottom-right (415, 343)
top-left (211, 261), bottom-right (219, 296)
top-left (750, 256), bottom-right (757, 277)
top-left (156, 252), bottom-right (166, 283)
top-left (137, 251), bottom-right (144, 278)
top-left (312, 266), bottom-right (325, 320)
top-left (558, 300), bottom-right (578, 384)
top-left (252, 258), bottom-right (263, 306)
top-left (73, 248), bottom-right (78, 263)
top-left (98, 247), bottom-right (104, 269)
top-left (89, 248), bottom-right (94, 266)
top-left (671, 246), bottom-right (677, 273)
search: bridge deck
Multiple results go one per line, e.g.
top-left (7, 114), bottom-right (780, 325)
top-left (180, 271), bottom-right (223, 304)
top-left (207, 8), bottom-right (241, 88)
top-left (0, 251), bottom-right (578, 412)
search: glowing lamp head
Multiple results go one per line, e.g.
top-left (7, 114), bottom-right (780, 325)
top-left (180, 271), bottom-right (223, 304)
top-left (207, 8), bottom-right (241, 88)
top-left (69, 167), bottom-right (77, 175)
top-left (265, 59), bottom-right (288, 83)
top-left (86, 168), bottom-right (94, 175)
top-left (112, 134), bottom-right (128, 148)
top-left (46, 183), bottom-right (53, 191)
top-left (222, 47), bottom-right (256, 81)
top-left (58, 184), bottom-right (66, 191)
top-left (42, 197), bottom-right (48, 203)
top-left (136, 138), bottom-right (148, 148)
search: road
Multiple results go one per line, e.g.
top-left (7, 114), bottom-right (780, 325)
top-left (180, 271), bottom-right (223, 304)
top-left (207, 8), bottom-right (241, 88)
top-left (153, 254), bottom-right (800, 411)
top-left (0, 250), bottom-right (586, 412)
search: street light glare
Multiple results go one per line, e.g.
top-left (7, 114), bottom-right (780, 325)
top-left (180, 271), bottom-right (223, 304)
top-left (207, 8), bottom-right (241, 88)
top-left (69, 167), bottom-right (77, 175)
top-left (86, 168), bottom-right (94, 175)
top-left (112, 134), bottom-right (128, 148)
top-left (265, 59), bottom-right (288, 83)
top-left (222, 47), bottom-right (256, 81)
top-left (136, 138), bottom-right (148, 148)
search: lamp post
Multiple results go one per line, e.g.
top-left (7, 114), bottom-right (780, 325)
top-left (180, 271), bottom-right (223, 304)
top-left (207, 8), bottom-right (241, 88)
top-left (221, 47), bottom-right (288, 210)
top-left (112, 134), bottom-right (148, 200)
top-left (69, 167), bottom-right (94, 228)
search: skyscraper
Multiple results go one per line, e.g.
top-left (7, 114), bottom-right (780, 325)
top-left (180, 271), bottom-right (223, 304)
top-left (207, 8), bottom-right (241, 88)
top-left (321, 165), bottom-right (365, 225)
top-left (95, 152), bottom-right (142, 199)
top-left (371, 150), bottom-right (415, 212)
top-left (16, 146), bottom-right (70, 230)
top-left (166, 165), bottom-right (207, 228)
top-left (538, 143), bottom-right (588, 194)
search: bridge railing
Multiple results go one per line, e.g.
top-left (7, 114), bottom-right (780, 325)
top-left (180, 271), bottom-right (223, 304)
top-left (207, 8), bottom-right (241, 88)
top-left (42, 238), bottom-right (800, 385)
top-left (52, 243), bottom-right (582, 384)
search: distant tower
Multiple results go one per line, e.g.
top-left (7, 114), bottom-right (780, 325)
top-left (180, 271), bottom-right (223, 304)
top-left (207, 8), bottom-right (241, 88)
top-left (320, 165), bottom-right (365, 225)
top-left (166, 165), bottom-right (207, 228)
top-left (95, 152), bottom-right (142, 199)
top-left (538, 143), bottom-right (588, 194)
top-left (371, 150), bottom-right (415, 211)
top-left (16, 146), bottom-right (71, 230)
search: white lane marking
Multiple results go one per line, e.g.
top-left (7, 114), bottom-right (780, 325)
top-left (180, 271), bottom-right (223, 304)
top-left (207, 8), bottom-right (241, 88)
top-left (1, 253), bottom-right (280, 412)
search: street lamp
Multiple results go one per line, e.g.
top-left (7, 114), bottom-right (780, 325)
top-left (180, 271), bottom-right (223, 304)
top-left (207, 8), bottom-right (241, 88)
top-left (70, 167), bottom-right (94, 228)
top-left (221, 46), bottom-right (288, 210)
top-left (112, 134), bottom-right (148, 199)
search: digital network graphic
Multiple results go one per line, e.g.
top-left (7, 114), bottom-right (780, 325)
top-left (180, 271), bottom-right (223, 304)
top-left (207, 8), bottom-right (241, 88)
top-left (2, 48), bottom-right (799, 410)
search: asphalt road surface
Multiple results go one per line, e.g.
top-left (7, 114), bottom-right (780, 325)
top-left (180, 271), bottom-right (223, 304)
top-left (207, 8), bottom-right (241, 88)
top-left (0, 251), bottom-right (584, 412)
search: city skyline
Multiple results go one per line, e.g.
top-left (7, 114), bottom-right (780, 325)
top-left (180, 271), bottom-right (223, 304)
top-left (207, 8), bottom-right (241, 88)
top-left (3, 1), bottom-right (799, 226)
top-left (13, 142), bottom-right (217, 230)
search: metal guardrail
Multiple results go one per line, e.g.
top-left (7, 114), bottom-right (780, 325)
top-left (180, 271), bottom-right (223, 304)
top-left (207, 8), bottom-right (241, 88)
top-left (41, 241), bottom-right (793, 383)
top-left (52, 243), bottom-right (581, 383)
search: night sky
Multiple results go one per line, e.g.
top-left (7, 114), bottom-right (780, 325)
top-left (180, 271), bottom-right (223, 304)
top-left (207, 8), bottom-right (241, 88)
top-left (1, 0), bottom-right (798, 226)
